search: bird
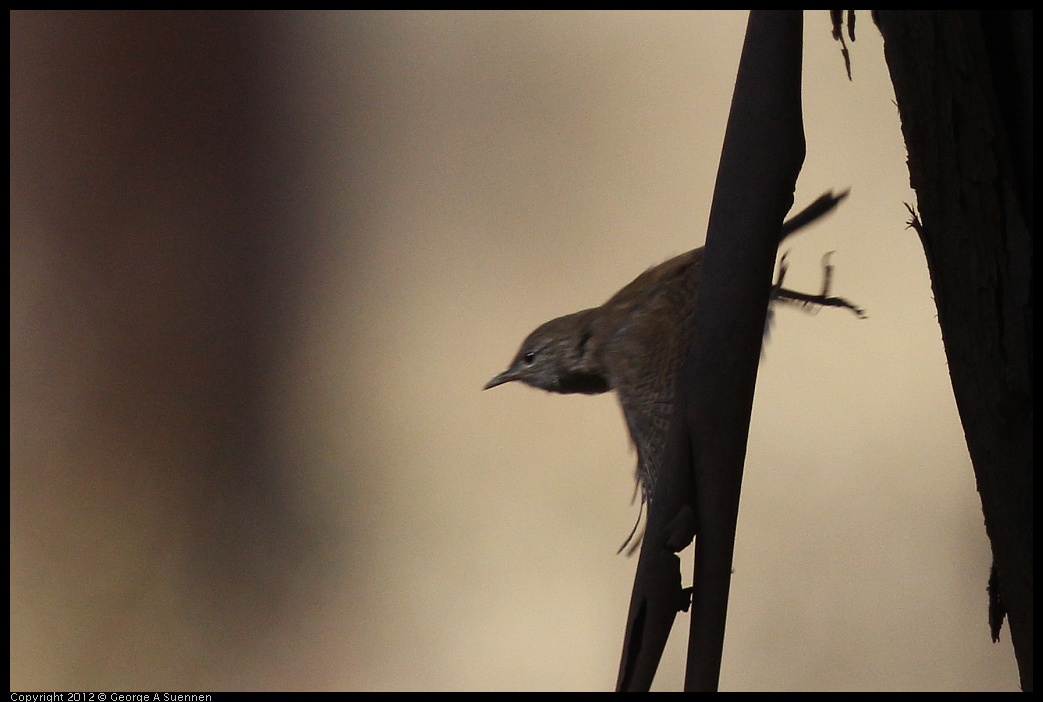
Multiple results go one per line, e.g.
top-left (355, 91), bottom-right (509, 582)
top-left (485, 190), bottom-right (859, 517)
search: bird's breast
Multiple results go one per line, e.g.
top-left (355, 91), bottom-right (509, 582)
top-left (556, 371), bottom-right (611, 395)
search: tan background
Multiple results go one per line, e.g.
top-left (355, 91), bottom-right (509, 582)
top-left (10, 11), bottom-right (1019, 691)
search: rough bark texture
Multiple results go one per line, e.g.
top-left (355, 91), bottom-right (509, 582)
top-left (875, 11), bottom-right (1033, 691)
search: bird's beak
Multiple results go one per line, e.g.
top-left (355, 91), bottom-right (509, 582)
top-left (484, 367), bottom-right (518, 390)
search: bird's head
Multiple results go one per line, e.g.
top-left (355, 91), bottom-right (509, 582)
top-left (484, 309), bottom-right (610, 395)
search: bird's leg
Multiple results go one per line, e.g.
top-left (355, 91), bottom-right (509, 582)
top-left (771, 250), bottom-right (866, 318)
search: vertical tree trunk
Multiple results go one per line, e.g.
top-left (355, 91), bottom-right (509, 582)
top-left (875, 11), bottom-right (1033, 691)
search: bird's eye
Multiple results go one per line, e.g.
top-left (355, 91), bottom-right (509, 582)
top-left (523, 351), bottom-right (536, 364)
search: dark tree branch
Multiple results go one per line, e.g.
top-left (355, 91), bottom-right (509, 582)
top-left (682, 10), bottom-right (806, 691)
top-left (613, 10), bottom-right (807, 692)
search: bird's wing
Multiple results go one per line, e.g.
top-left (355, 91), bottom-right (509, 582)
top-left (602, 251), bottom-right (703, 503)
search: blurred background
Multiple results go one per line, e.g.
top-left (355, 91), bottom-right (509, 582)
top-left (10, 10), bottom-right (1019, 691)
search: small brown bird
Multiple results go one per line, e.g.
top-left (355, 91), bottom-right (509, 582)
top-left (485, 191), bottom-right (860, 511)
